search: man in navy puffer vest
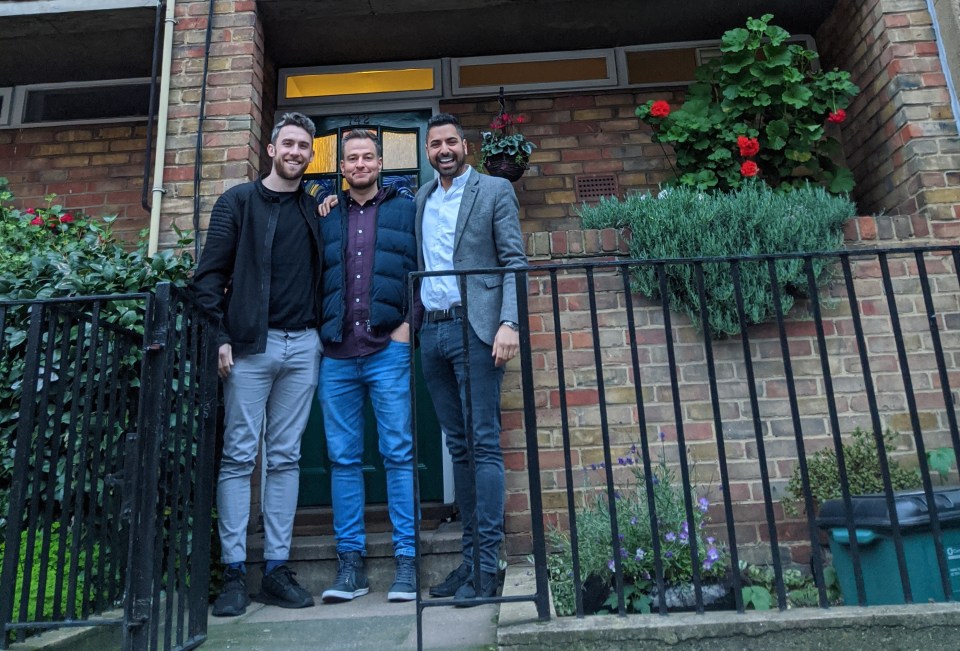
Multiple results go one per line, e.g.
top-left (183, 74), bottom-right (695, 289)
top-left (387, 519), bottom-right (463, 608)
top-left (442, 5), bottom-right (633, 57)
top-left (316, 129), bottom-right (419, 604)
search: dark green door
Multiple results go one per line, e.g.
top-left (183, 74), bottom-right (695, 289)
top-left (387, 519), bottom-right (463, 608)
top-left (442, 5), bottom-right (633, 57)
top-left (297, 109), bottom-right (444, 505)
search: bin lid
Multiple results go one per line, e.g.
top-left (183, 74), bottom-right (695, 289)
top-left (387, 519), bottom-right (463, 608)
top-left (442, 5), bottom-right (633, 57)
top-left (817, 487), bottom-right (960, 530)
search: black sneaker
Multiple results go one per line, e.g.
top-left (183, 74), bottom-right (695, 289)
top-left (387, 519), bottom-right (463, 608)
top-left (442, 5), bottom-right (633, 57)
top-left (321, 551), bottom-right (370, 603)
top-left (388, 555), bottom-right (417, 602)
top-left (428, 562), bottom-right (471, 598)
top-left (212, 566), bottom-right (250, 617)
top-left (257, 564), bottom-right (315, 609)
top-left (453, 570), bottom-right (498, 606)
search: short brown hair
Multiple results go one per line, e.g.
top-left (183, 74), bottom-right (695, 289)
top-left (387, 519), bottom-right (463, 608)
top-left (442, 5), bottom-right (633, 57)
top-left (341, 129), bottom-right (382, 158)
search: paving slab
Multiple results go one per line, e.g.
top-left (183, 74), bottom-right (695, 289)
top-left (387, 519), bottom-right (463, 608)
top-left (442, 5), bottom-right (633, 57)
top-left (204, 590), bottom-right (497, 651)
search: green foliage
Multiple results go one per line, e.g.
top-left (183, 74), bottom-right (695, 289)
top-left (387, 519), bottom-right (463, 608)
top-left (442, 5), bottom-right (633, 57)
top-left (578, 182), bottom-right (855, 336)
top-left (782, 428), bottom-right (923, 516)
top-left (0, 178), bottom-right (195, 539)
top-left (548, 437), bottom-right (729, 615)
top-left (0, 523), bottom-right (98, 621)
top-left (636, 14), bottom-right (859, 193)
top-left (927, 447), bottom-right (956, 483)
top-left (740, 562), bottom-right (841, 609)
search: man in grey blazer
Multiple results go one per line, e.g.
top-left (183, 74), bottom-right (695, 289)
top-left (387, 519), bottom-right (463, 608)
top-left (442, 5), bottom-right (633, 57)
top-left (415, 113), bottom-right (528, 601)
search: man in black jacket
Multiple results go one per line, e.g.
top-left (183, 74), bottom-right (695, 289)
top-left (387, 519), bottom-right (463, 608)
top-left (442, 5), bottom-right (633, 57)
top-left (192, 112), bottom-right (322, 617)
top-left (315, 129), bottom-right (419, 604)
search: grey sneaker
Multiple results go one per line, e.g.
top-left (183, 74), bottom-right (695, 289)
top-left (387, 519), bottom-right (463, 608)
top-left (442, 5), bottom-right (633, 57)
top-left (321, 551), bottom-right (369, 603)
top-left (257, 564), bottom-right (314, 609)
top-left (388, 555), bottom-right (417, 602)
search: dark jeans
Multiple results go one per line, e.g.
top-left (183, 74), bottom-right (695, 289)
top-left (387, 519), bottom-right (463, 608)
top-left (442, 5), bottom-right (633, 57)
top-left (420, 317), bottom-right (505, 575)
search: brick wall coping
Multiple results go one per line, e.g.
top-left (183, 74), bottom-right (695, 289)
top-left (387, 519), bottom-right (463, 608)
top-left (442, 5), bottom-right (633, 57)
top-left (524, 215), bottom-right (929, 262)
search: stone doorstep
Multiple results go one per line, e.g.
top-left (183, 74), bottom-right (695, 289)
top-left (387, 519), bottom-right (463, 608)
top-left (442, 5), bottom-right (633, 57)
top-left (244, 522), bottom-right (464, 595)
top-left (496, 562), bottom-right (960, 650)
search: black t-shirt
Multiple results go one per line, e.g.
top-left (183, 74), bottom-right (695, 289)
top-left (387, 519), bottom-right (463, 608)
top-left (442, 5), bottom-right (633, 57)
top-left (267, 190), bottom-right (317, 329)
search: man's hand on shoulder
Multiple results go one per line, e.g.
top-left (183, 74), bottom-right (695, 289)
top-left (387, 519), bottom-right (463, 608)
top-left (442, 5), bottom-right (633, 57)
top-left (492, 324), bottom-right (519, 367)
top-left (318, 195), bottom-right (339, 217)
top-left (218, 343), bottom-right (234, 378)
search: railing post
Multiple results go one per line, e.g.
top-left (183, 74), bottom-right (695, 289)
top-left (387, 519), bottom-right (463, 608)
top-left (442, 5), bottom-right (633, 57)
top-left (122, 283), bottom-right (171, 650)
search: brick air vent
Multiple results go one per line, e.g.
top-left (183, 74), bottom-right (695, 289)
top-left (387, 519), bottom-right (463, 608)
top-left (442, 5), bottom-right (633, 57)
top-left (575, 174), bottom-right (619, 203)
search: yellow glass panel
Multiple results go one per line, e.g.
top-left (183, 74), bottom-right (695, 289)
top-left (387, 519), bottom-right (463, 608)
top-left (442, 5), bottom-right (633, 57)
top-left (306, 134), bottom-right (337, 175)
top-left (458, 58), bottom-right (608, 87)
top-left (382, 131), bottom-right (418, 170)
top-left (626, 49), bottom-right (698, 85)
top-left (286, 68), bottom-right (435, 99)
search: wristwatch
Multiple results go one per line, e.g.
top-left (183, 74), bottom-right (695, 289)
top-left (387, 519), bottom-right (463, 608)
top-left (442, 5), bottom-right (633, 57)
top-left (500, 320), bottom-right (520, 331)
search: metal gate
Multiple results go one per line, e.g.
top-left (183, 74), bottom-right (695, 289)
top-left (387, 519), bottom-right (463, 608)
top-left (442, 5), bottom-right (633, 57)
top-left (0, 283), bottom-right (219, 650)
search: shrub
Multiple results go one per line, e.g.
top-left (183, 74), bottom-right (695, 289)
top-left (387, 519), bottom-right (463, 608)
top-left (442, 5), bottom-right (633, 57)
top-left (782, 427), bottom-right (922, 517)
top-left (549, 435), bottom-right (729, 615)
top-left (578, 182), bottom-right (855, 336)
top-left (636, 14), bottom-right (859, 193)
top-left (0, 179), bottom-right (194, 540)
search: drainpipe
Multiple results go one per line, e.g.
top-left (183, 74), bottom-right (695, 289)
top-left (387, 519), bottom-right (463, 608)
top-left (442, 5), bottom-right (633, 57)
top-left (924, 0), bottom-right (960, 138)
top-left (147, 0), bottom-right (177, 256)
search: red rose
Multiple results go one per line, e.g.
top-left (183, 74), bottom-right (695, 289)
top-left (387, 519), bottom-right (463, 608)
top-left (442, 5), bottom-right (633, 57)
top-left (740, 160), bottom-right (759, 177)
top-left (30, 216), bottom-right (43, 226)
top-left (827, 109), bottom-right (847, 124)
top-left (650, 100), bottom-right (671, 118)
top-left (737, 136), bottom-right (760, 158)
top-left (59, 213), bottom-right (74, 223)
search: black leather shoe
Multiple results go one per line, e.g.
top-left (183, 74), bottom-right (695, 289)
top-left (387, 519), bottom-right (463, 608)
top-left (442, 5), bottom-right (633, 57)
top-left (212, 567), bottom-right (250, 617)
top-left (257, 564), bottom-right (315, 608)
top-left (454, 570), bottom-right (498, 606)
top-left (429, 562), bottom-right (471, 598)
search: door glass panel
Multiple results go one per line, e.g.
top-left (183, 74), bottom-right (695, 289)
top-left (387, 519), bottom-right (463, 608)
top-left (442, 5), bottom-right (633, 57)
top-left (306, 133), bottom-right (337, 175)
top-left (381, 173), bottom-right (418, 201)
top-left (382, 130), bottom-right (418, 170)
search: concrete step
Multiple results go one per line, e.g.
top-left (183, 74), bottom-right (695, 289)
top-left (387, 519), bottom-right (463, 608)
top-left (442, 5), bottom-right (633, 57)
top-left (245, 521), bottom-right (463, 596)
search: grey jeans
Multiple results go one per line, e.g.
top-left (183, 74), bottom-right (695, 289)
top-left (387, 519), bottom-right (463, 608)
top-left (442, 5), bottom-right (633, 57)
top-left (218, 329), bottom-right (320, 564)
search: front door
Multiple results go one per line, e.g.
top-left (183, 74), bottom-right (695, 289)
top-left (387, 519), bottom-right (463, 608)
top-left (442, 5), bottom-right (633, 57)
top-left (297, 109), bottom-right (444, 506)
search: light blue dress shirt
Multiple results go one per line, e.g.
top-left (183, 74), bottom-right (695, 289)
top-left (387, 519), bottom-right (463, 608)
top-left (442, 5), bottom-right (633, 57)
top-left (420, 166), bottom-right (472, 311)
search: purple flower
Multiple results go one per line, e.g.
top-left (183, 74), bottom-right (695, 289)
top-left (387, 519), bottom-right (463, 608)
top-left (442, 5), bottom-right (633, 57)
top-left (618, 457), bottom-right (625, 465)
top-left (630, 516), bottom-right (638, 526)
top-left (590, 464), bottom-right (597, 471)
top-left (707, 536), bottom-right (715, 545)
top-left (665, 551), bottom-right (674, 558)
top-left (679, 531), bottom-right (689, 544)
top-left (664, 532), bottom-right (676, 542)
top-left (703, 559), bottom-right (714, 571)
top-left (608, 559), bottom-right (615, 572)
top-left (680, 521), bottom-right (689, 534)
top-left (698, 497), bottom-right (710, 512)
top-left (635, 548), bottom-right (646, 561)
top-left (659, 431), bottom-right (666, 441)
top-left (631, 444), bottom-right (638, 454)
top-left (620, 547), bottom-right (628, 558)
top-left (618, 533), bottom-right (625, 541)
top-left (707, 546), bottom-right (720, 562)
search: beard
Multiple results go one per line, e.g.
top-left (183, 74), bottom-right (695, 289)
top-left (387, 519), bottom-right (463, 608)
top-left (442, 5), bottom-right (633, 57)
top-left (431, 151), bottom-right (466, 178)
top-left (273, 155), bottom-right (308, 181)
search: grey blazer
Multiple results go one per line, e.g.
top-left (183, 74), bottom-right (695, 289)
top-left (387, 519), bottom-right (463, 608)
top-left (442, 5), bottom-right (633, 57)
top-left (415, 168), bottom-right (528, 346)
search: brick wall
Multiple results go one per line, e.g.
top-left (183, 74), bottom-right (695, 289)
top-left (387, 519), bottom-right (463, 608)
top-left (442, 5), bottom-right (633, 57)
top-left (440, 90), bottom-right (683, 234)
top-left (501, 227), bottom-right (960, 565)
top-left (0, 124), bottom-right (151, 241)
top-left (817, 0), bottom-right (960, 241)
top-left (159, 0), bottom-right (267, 250)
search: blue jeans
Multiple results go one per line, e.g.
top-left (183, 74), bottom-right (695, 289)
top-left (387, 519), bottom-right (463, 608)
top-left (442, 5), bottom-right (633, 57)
top-left (419, 318), bottom-right (505, 575)
top-left (219, 329), bottom-right (321, 565)
top-left (319, 340), bottom-right (415, 558)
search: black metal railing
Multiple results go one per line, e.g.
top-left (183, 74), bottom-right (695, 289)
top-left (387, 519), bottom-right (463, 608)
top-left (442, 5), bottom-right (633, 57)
top-left (411, 244), bottom-right (960, 640)
top-left (0, 284), bottom-right (219, 651)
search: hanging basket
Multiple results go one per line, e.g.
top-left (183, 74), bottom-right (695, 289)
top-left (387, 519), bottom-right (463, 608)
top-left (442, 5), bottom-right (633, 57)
top-left (482, 153), bottom-right (529, 182)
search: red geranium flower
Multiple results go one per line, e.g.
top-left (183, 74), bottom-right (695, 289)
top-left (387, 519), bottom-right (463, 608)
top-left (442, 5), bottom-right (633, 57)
top-left (25, 207), bottom-right (35, 215)
top-left (737, 136), bottom-right (760, 158)
top-left (827, 109), bottom-right (847, 124)
top-left (740, 161), bottom-right (759, 177)
top-left (650, 100), bottom-right (671, 118)
top-left (30, 216), bottom-right (43, 226)
top-left (59, 213), bottom-right (74, 223)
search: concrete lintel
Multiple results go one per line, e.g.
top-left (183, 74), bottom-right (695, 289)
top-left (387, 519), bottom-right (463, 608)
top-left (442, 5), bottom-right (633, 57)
top-left (0, 0), bottom-right (155, 17)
